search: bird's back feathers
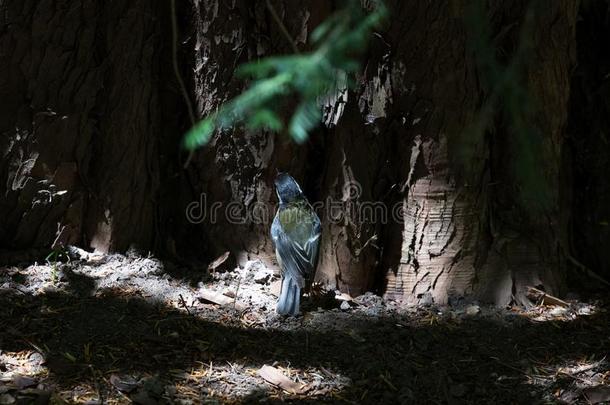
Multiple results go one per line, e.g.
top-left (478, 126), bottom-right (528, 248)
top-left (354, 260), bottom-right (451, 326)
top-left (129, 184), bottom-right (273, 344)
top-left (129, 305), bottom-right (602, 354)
top-left (271, 199), bottom-right (321, 316)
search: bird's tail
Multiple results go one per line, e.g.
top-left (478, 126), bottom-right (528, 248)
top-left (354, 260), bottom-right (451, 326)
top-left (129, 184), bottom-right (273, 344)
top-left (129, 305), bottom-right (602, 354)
top-left (277, 275), bottom-right (301, 316)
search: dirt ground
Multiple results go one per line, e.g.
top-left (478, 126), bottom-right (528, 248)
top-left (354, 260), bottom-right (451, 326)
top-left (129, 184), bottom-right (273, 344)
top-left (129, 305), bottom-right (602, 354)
top-left (0, 252), bottom-right (609, 404)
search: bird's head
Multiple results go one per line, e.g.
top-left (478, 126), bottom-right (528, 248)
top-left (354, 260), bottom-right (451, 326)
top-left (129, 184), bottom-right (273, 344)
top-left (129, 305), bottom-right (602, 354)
top-left (274, 173), bottom-right (304, 204)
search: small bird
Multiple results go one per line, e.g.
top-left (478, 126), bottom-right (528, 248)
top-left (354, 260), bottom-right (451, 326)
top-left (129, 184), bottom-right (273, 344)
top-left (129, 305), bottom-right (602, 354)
top-left (271, 173), bottom-right (321, 316)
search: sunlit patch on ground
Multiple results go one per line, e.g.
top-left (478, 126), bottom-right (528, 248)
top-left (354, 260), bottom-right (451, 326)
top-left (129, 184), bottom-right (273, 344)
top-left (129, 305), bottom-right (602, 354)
top-left (1, 252), bottom-right (609, 403)
top-left (525, 357), bottom-right (609, 403)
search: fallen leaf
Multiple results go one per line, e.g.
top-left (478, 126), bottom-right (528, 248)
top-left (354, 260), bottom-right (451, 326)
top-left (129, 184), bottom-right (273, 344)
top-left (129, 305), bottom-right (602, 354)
top-left (198, 289), bottom-right (244, 310)
top-left (335, 293), bottom-right (353, 302)
top-left (258, 365), bottom-right (307, 394)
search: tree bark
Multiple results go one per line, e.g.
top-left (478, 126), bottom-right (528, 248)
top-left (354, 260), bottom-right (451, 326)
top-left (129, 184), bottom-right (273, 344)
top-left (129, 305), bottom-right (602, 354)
top-left (382, 1), bottom-right (578, 305)
top-left (0, 0), bottom-right (595, 306)
top-left (0, 0), bottom-right (163, 254)
top-left (185, 0), bottom-right (330, 268)
top-left (377, 1), bottom-right (484, 304)
top-left (473, 1), bottom-right (578, 305)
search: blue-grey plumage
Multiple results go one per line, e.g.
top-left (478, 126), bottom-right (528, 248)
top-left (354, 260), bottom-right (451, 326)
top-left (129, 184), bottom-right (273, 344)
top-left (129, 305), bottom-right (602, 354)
top-left (271, 173), bottom-right (321, 316)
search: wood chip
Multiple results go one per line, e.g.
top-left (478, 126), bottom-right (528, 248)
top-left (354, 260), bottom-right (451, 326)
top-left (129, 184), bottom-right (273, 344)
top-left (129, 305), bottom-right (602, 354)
top-left (258, 365), bottom-right (307, 394)
top-left (66, 245), bottom-right (104, 262)
top-left (198, 289), bottom-right (244, 310)
top-left (335, 293), bottom-right (353, 302)
top-left (526, 287), bottom-right (570, 307)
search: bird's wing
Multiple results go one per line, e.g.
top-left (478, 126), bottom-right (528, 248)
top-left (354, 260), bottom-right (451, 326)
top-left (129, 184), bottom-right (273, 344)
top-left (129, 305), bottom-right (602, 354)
top-left (271, 207), bottom-right (321, 287)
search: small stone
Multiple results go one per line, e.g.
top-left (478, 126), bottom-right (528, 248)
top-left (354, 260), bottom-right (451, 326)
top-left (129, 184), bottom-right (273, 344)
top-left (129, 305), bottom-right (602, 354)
top-left (340, 301), bottom-right (351, 311)
top-left (465, 305), bottom-right (480, 316)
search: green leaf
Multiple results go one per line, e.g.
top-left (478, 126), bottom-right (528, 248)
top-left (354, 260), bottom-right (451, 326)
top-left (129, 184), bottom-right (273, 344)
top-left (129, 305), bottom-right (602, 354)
top-left (289, 100), bottom-right (322, 143)
top-left (247, 109), bottom-right (283, 131)
top-left (184, 118), bottom-right (216, 148)
top-left (183, 1), bottom-right (387, 149)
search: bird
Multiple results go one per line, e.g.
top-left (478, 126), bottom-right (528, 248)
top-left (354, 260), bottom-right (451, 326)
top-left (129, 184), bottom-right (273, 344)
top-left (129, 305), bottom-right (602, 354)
top-left (271, 173), bottom-right (321, 316)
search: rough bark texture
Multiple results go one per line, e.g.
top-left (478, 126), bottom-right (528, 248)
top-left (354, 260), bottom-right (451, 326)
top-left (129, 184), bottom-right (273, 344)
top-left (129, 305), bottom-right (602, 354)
top-left (0, 0), bottom-right (163, 254)
top-left (379, 2), bottom-right (483, 304)
top-left (471, 1), bottom-right (579, 306)
top-left (315, 99), bottom-right (389, 295)
top-left (0, 0), bottom-right (604, 304)
top-left (185, 0), bottom-right (330, 269)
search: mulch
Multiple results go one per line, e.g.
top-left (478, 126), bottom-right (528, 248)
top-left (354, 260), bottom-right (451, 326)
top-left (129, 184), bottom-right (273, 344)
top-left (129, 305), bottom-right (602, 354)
top-left (0, 256), bottom-right (608, 404)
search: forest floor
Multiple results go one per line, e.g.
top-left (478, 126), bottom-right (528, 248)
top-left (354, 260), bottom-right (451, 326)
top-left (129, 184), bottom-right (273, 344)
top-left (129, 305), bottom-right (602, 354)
top-left (0, 251), bottom-right (609, 404)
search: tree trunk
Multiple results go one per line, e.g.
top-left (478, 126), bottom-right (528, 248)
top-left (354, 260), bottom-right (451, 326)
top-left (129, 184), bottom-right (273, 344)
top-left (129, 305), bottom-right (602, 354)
top-left (185, 0), bottom-right (331, 269)
top-left (0, 0), bottom-right (164, 254)
top-left (383, 1), bottom-right (578, 305)
top-left (378, 1), bottom-right (485, 304)
top-left (310, 1), bottom-right (578, 305)
top-left (473, 1), bottom-right (578, 305)
top-left (0, 0), bottom-right (596, 306)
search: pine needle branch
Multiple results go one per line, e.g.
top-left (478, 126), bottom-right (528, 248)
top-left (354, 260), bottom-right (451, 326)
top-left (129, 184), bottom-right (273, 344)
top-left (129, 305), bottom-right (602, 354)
top-left (183, 0), bottom-right (387, 149)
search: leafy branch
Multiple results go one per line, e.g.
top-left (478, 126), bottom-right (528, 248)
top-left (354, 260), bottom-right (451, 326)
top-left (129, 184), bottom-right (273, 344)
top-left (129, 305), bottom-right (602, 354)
top-left (183, 1), bottom-right (387, 149)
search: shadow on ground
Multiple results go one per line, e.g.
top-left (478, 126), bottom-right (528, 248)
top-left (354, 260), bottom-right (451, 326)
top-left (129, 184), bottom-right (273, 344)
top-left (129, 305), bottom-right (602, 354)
top-left (0, 277), bottom-right (608, 404)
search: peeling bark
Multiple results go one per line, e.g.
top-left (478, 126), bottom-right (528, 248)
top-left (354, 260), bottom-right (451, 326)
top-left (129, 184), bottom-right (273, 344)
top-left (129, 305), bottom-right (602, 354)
top-left (382, 1), bottom-right (577, 305)
top-left (186, 0), bottom-right (331, 267)
top-left (0, 0), bottom-right (587, 306)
